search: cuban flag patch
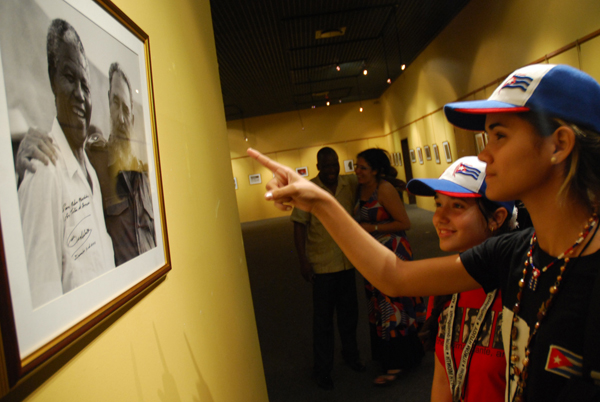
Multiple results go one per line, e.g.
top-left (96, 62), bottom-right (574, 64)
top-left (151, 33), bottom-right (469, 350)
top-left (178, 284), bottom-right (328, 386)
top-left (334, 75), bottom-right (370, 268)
top-left (501, 74), bottom-right (534, 92)
top-left (545, 344), bottom-right (583, 379)
top-left (453, 163), bottom-right (481, 180)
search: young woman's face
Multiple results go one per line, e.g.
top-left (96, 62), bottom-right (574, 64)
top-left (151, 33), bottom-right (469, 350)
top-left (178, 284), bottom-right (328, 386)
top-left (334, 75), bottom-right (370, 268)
top-left (432, 193), bottom-right (491, 252)
top-left (478, 113), bottom-right (554, 203)
top-left (355, 157), bottom-right (378, 185)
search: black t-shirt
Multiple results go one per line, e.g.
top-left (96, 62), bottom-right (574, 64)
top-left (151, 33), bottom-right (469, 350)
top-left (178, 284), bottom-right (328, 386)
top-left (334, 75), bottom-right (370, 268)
top-left (461, 228), bottom-right (600, 402)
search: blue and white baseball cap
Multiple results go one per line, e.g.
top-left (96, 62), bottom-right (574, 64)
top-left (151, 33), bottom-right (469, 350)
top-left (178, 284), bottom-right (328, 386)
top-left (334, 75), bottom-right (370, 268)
top-left (407, 156), bottom-right (515, 213)
top-left (444, 64), bottom-right (600, 133)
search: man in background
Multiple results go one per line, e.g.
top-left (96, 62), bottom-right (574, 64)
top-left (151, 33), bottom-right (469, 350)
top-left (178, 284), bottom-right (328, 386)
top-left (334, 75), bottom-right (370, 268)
top-left (291, 147), bottom-right (364, 390)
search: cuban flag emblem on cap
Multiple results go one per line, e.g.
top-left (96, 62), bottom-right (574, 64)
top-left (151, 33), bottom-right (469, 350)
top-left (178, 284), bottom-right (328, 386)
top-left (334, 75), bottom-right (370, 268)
top-left (501, 74), bottom-right (534, 92)
top-left (453, 163), bottom-right (481, 181)
top-left (545, 344), bottom-right (583, 379)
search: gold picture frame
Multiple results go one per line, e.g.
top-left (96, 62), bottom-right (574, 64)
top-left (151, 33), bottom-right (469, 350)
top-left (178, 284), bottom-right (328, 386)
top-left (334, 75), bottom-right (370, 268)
top-left (0, 0), bottom-right (170, 392)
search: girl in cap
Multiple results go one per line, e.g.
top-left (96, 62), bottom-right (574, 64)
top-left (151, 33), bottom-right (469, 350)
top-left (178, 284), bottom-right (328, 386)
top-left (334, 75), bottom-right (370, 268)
top-left (248, 63), bottom-right (600, 401)
top-left (408, 156), bottom-right (515, 402)
top-left (353, 148), bottom-right (425, 385)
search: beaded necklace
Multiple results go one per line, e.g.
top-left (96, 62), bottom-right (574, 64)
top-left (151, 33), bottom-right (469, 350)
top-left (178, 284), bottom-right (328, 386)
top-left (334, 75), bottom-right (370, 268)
top-left (510, 213), bottom-right (598, 402)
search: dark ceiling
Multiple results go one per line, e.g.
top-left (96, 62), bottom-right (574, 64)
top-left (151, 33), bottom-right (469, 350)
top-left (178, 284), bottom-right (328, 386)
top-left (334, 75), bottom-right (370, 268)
top-left (210, 0), bottom-right (471, 121)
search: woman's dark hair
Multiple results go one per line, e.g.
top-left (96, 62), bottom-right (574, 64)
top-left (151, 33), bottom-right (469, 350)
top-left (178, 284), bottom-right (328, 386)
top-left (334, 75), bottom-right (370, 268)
top-left (357, 148), bottom-right (406, 192)
top-left (519, 111), bottom-right (600, 211)
top-left (357, 148), bottom-right (396, 178)
top-left (476, 197), bottom-right (512, 236)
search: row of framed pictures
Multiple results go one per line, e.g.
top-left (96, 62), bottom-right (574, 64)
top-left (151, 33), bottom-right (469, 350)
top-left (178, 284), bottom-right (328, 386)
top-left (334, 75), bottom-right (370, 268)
top-left (409, 141), bottom-right (453, 165)
top-left (236, 140), bottom-right (455, 191)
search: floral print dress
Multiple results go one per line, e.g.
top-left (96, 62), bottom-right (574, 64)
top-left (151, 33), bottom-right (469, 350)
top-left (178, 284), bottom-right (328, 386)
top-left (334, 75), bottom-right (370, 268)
top-left (355, 187), bottom-right (426, 369)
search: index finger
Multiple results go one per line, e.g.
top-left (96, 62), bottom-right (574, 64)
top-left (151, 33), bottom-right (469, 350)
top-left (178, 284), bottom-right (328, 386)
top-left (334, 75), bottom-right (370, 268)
top-left (247, 148), bottom-right (285, 173)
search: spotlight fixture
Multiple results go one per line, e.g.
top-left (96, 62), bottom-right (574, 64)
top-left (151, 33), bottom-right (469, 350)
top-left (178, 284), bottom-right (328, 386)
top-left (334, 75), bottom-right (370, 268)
top-left (387, 78), bottom-right (392, 84)
top-left (338, 99), bottom-right (342, 103)
top-left (359, 107), bottom-right (363, 113)
top-left (401, 64), bottom-right (406, 70)
top-left (311, 105), bottom-right (316, 109)
top-left (326, 100), bottom-right (330, 106)
top-left (336, 65), bottom-right (341, 71)
top-left (363, 69), bottom-right (368, 75)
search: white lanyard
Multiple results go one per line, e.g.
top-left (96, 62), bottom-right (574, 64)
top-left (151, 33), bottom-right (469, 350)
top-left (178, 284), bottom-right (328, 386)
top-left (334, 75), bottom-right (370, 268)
top-left (443, 290), bottom-right (498, 402)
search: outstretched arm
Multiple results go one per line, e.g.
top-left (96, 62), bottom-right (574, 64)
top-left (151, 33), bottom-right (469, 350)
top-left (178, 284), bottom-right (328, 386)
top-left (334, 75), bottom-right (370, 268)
top-left (247, 148), bottom-right (480, 297)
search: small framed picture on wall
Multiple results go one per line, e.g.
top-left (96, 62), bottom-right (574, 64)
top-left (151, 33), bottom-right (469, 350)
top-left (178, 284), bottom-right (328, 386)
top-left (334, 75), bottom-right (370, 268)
top-left (409, 149), bottom-right (416, 163)
top-left (296, 167), bottom-right (308, 177)
top-left (249, 174), bottom-right (262, 185)
top-left (344, 159), bottom-right (354, 172)
top-left (443, 141), bottom-right (453, 163)
top-left (417, 147), bottom-right (424, 164)
top-left (424, 145), bottom-right (432, 161)
top-left (395, 152), bottom-right (402, 166)
top-left (432, 144), bottom-right (440, 164)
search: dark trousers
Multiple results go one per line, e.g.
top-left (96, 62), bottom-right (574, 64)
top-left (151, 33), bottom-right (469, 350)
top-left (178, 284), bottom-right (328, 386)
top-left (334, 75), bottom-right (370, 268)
top-left (313, 269), bottom-right (360, 377)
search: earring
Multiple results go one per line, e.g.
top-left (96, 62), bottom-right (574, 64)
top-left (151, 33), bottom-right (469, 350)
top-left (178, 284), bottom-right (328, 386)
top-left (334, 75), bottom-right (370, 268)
top-left (551, 156), bottom-right (557, 164)
top-left (490, 226), bottom-right (496, 233)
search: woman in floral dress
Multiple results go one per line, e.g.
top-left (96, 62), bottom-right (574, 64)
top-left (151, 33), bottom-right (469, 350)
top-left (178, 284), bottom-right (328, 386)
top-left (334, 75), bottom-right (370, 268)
top-left (354, 148), bottom-right (426, 386)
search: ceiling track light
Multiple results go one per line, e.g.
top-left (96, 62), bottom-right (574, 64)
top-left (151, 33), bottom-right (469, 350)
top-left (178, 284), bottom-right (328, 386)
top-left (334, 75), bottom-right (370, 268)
top-left (393, 7), bottom-right (405, 75)
top-left (356, 76), bottom-right (363, 113)
top-left (382, 35), bottom-right (392, 85)
top-left (336, 65), bottom-right (341, 71)
top-left (363, 69), bottom-right (368, 75)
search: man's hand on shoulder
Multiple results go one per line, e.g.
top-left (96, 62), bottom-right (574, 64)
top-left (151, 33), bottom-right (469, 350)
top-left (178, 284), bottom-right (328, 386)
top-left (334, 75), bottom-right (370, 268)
top-left (16, 128), bottom-right (58, 180)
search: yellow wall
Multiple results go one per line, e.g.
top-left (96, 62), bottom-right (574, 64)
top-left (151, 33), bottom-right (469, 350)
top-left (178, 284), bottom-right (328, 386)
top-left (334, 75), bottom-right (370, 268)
top-left (381, 0), bottom-right (600, 211)
top-left (231, 0), bottom-right (600, 218)
top-left (230, 100), bottom-right (390, 222)
top-left (3, 1), bottom-right (268, 401)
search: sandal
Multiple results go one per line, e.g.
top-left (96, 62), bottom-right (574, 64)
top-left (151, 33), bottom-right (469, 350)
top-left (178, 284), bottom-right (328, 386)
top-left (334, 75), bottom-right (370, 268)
top-left (373, 369), bottom-right (402, 386)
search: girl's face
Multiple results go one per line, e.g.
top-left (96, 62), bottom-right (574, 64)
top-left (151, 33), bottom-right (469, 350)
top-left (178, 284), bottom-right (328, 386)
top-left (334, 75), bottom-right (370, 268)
top-left (355, 157), bottom-right (378, 185)
top-left (433, 193), bottom-right (491, 252)
top-left (478, 113), bottom-right (555, 203)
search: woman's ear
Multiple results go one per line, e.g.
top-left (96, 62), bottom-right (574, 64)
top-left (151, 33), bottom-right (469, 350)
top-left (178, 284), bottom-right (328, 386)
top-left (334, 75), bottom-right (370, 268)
top-left (550, 125), bottom-right (576, 165)
top-left (489, 207), bottom-right (509, 232)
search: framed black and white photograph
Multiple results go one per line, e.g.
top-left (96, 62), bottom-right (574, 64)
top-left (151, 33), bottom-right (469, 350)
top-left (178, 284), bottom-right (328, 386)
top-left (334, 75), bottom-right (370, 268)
top-left (344, 159), bottom-right (354, 172)
top-left (0, 0), bottom-right (170, 389)
top-left (409, 149), bottom-right (416, 163)
top-left (417, 147), bottom-right (424, 164)
top-left (443, 141), bottom-right (453, 163)
top-left (296, 167), bottom-right (308, 177)
top-left (432, 143), bottom-right (441, 164)
top-left (396, 152), bottom-right (402, 166)
top-left (249, 174), bottom-right (262, 184)
top-left (424, 145), bottom-right (432, 161)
